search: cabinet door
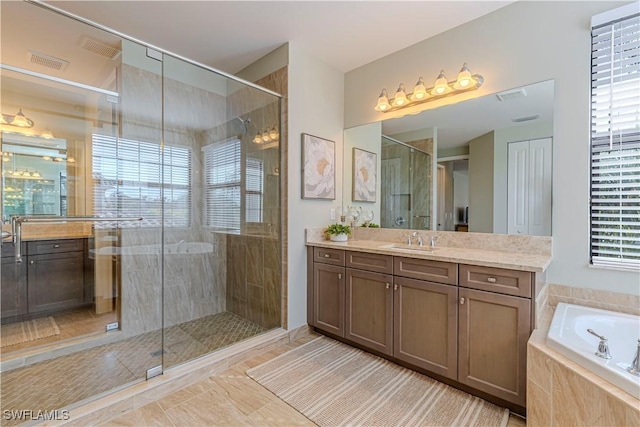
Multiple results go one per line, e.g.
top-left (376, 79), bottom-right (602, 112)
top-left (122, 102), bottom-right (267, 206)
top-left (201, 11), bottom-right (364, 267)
top-left (313, 263), bottom-right (345, 337)
top-left (345, 268), bottom-right (393, 356)
top-left (28, 251), bottom-right (85, 314)
top-left (458, 288), bottom-right (531, 406)
top-left (1, 255), bottom-right (28, 321)
top-left (393, 276), bottom-right (458, 380)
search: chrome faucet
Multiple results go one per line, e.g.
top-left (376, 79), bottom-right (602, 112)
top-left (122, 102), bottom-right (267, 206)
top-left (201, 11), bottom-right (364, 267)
top-left (587, 329), bottom-right (612, 359)
top-left (429, 235), bottom-right (438, 248)
top-left (411, 231), bottom-right (423, 246)
top-left (628, 339), bottom-right (640, 376)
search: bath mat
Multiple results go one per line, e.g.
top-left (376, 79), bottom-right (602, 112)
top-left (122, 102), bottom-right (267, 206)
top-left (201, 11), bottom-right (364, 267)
top-left (0, 317), bottom-right (60, 348)
top-left (247, 336), bottom-right (509, 427)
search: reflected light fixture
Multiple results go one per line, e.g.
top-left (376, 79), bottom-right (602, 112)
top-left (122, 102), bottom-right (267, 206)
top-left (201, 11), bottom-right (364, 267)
top-left (374, 63), bottom-right (484, 113)
top-left (252, 125), bottom-right (280, 144)
top-left (1, 109), bottom-right (35, 128)
top-left (40, 129), bottom-right (54, 139)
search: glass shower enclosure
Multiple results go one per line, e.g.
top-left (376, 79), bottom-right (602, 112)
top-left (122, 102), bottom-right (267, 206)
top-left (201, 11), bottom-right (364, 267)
top-left (380, 135), bottom-right (431, 229)
top-left (0, 1), bottom-right (282, 419)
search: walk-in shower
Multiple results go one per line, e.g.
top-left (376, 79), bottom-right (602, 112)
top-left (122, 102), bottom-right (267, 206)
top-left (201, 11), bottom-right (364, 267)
top-left (0, 1), bottom-right (282, 421)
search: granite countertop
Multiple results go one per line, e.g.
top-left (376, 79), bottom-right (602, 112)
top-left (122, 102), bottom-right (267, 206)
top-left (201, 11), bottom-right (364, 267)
top-left (306, 237), bottom-right (551, 273)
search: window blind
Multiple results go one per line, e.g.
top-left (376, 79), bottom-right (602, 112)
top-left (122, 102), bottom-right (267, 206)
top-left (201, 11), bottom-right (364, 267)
top-left (590, 9), bottom-right (640, 269)
top-left (203, 139), bottom-right (264, 231)
top-left (203, 139), bottom-right (241, 231)
top-left (92, 134), bottom-right (192, 228)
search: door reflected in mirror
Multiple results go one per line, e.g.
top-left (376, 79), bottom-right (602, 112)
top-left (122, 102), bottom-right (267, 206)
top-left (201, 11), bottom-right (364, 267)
top-left (343, 79), bottom-right (554, 236)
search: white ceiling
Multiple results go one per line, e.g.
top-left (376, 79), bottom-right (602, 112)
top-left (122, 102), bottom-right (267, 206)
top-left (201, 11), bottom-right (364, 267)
top-left (44, 1), bottom-right (514, 74)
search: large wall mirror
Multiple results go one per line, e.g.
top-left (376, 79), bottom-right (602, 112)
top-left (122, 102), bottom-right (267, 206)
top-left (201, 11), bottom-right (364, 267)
top-left (343, 79), bottom-right (554, 235)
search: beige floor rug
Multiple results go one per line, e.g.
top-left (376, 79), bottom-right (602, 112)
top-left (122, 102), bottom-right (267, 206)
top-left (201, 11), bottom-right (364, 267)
top-left (247, 336), bottom-right (509, 427)
top-left (0, 317), bottom-right (60, 348)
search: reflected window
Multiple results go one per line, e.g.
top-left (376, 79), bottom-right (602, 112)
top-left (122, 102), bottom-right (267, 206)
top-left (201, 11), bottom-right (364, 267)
top-left (203, 138), bottom-right (263, 231)
top-left (92, 134), bottom-right (191, 227)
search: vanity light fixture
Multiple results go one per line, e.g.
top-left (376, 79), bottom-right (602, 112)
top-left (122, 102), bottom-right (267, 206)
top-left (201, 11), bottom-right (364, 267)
top-left (374, 63), bottom-right (484, 113)
top-left (252, 125), bottom-right (280, 144)
top-left (1, 109), bottom-right (35, 128)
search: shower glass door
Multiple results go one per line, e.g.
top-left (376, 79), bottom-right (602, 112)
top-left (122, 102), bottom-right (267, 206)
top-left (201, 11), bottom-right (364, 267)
top-left (160, 54), bottom-right (282, 369)
top-left (0, 2), bottom-right (163, 420)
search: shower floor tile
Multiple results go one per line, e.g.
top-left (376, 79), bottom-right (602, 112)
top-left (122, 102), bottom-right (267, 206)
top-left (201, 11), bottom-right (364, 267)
top-left (0, 311), bottom-right (266, 426)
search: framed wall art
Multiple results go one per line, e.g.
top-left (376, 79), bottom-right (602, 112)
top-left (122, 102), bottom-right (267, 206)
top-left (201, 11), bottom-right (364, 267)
top-left (301, 133), bottom-right (335, 200)
top-left (352, 147), bottom-right (377, 202)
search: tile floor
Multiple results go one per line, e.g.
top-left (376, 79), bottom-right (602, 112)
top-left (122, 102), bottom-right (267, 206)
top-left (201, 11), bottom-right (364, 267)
top-left (98, 333), bottom-right (528, 427)
top-left (0, 311), bottom-right (266, 427)
top-left (0, 309), bottom-right (116, 355)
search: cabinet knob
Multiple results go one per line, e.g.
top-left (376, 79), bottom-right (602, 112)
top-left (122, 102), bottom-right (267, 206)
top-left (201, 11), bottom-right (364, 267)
top-left (386, 283), bottom-right (390, 289)
top-left (487, 277), bottom-right (497, 283)
top-left (338, 273), bottom-right (342, 279)
top-left (30, 260), bottom-right (35, 265)
top-left (394, 284), bottom-right (398, 291)
top-left (54, 244), bottom-right (60, 248)
top-left (460, 297), bottom-right (465, 305)
top-left (324, 254), bottom-right (330, 258)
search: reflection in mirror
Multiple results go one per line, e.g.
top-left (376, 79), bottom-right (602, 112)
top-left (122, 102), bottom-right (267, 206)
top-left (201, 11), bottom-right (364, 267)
top-left (343, 79), bottom-right (554, 235)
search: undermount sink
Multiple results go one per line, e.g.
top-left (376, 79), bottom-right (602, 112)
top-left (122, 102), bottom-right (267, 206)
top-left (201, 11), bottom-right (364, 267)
top-left (382, 244), bottom-right (440, 252)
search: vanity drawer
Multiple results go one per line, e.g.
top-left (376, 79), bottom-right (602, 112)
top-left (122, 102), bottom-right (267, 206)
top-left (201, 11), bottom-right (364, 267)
top-left (459, 264), bottom-right (532, 298)
top-left (346, 251), bottom-right (393, 274)
top-left (393, 257), bottom-right (457, 285)
top-left (28, 239), bottom-right (84, 255)
top-left (314, 247), bottom-right (345, 266)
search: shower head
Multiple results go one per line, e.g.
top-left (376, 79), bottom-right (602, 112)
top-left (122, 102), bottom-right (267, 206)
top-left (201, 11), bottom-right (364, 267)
top-left (230, 116), bottom-right (251, 136)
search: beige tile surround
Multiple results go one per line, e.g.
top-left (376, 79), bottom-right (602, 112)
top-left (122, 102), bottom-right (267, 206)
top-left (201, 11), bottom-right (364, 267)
top-left (527, 283), bottom-right (640, 426)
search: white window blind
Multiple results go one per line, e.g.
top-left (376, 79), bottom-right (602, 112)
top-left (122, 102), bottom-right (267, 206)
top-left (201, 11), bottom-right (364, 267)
top-left (590, 7), bottom-right (640, 269)
top-left (203, 139), bottom-right (264, 231)
top-left (92, 134), bottom-right (192, 228)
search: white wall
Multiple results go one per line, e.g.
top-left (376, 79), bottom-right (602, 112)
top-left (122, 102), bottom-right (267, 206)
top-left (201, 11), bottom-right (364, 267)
top-left (343, 122), bottom-right (382, 219)
top-left (287, 42), bottom-right (345, 329)
top-left (344, 1), bottom-right (639, 296)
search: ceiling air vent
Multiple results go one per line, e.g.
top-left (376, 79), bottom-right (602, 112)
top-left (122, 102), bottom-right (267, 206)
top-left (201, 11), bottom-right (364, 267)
top-left (496, 87), bottom-right (527, 102)
top-left (512, 114), bottom-right (541, 123)
top-left (27, 50), bottom-right (69, 71)
top-left (81, 37), bottom-right (121, 60)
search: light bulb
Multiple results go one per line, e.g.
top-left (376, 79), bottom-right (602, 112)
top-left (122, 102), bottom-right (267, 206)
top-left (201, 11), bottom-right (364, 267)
top-left (43, 156), bottom-right (51, 161)
top-left (412, 77), bottom-right (428, 100)
top-left (253, 133), bottom-right (262, 144)
top-left (67, 157), bottom-right (76, 163)
top-left (269, 126), bottom-right (278, 140)
top-left (433, 70), bottom-right (449, 95)
top-left (455, 63), bottom-right (473, 89)
top-left (375, 89), bottom-right (390, 112)
top-left (393, 83), bottom-right (408, 106)
top-left (262, 130), bottom-right (271, 143)
top-left (41, 129), bottom-right (54, 139)
top-left (11, 109), bottom-right (31, 127)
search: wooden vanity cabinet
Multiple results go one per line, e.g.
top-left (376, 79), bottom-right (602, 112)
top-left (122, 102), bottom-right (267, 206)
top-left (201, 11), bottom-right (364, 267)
top-left (345, 267), bottom-right (393, 355)
top-left (308, 246), bottom-right (535, 410)
top-left (310, 247), bottom-right (345, 337)
top-left (458, 263), bottom-right (533, 407)
top-left (1, 242), bottom-right (28, 321)
top-left (393, 275), bottom-right (458, 380)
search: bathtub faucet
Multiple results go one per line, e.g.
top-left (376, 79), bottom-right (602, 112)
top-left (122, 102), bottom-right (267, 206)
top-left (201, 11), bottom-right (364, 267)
top-left (628, 339), bottom-right (640, 376)
top-left (587, 329), bottom-right (612, 360)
